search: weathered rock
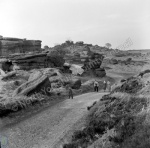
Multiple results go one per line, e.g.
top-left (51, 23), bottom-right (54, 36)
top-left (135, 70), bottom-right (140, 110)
top-left (1, 71), bottom-right (17, 80)
top-left (0, 36), bottom-right (42, 56)
top-left (82, 55), bottom-right (104, 71)
top-left (13, 73), bottom-right (51, 96)
top-left (12, 53), bottom-right (48, 70)
top-left (9, 52), bottom-right (65, 71)
top-left (28, 71), bottom-right (42, 81)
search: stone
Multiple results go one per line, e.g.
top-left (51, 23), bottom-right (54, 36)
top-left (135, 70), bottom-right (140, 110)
top-left (13, 72), bottom-right (51, 96)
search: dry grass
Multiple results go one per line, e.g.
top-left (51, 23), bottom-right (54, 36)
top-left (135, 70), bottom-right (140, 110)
top-left (63, 70), bottom-right (150, 148)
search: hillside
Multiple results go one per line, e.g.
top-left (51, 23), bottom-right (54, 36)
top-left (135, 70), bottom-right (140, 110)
top-left (63, 70), bottom-right (150, 148)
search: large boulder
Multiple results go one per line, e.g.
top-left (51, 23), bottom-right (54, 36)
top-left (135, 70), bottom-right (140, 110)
top-left (13, 71), bottom-right (51, 96)
top-left (82, 57), bottom-right (103, 71)
top-left (95, 68), bottom-right (106, 77)
top-left (70, 64), bottom-right (84, 75)
top-left (28, 70), bottom-right (42, 81)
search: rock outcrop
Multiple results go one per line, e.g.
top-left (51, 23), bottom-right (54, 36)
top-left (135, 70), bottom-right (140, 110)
top-left (0, 36), bottom-right (42, 56)
top-left (12, 53), bottom-right (48, 70)
top-left (7, 53), bottom-right (65, 71)
top-left (81, 53), bottom-right (105, 77)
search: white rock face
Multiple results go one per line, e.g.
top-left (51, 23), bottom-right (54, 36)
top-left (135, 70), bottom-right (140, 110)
top-left (70, 64), bottom-right (84, 75)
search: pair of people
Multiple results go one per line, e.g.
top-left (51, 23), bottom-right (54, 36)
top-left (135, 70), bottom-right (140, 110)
top-left (94, 80), bottom-right (111, 92)
top-left (104, 80), bottom-right (111, 92)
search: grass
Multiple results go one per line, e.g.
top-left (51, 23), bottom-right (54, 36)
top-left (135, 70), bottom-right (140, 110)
top-left (63, 72), bottom-right (150, 148)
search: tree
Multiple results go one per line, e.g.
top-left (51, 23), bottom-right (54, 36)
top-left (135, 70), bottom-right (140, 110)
top-left (47, 50), bottom-right (65, 67)
top-left (75, 41), bottom-right (84, 46)
top-left (105, 43), bottom-right (111, 49)
top-left (53, 45), bottom-right (69, 56)
top-left (65, 40), bottom-right (74, 46)
top-left (44, 45), bottom-right (49, 50)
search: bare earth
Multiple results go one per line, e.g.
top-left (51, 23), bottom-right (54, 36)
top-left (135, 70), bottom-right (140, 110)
top-left (0, 92), bottom-right (107, 148)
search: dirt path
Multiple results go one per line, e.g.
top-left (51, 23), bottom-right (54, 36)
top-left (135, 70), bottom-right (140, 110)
top-left (0, 92), bottom-right (107, 148)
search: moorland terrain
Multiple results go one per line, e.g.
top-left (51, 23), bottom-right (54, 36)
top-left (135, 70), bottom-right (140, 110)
top-left (0, 40), bottom-right (150, 148)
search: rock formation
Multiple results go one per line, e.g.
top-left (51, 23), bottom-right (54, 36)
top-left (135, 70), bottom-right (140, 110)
top-left (0, 36), bottom-right (42, 56)
top-left (13, 72), bottom-right (51, 96)
top-left (11, 53), bottom-right (48, 70)
top-left (81, 53), bottom-right (106, 77)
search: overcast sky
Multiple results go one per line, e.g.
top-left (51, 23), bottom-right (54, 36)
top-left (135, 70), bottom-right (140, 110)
top-left (0, 0), bottom-right (150, 49)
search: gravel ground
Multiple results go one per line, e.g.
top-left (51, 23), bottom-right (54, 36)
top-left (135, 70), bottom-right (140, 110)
top-left (0, 92), bottom-right (107, 148)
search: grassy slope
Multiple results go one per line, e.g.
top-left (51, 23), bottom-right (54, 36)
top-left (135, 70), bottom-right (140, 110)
top-left (63, 69), bottom-right (150, 148)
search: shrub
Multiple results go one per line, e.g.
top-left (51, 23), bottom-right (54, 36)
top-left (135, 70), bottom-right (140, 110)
top-left (126, 58), bottom-right (132, 62)
top-left (113, 77), bottom-right (143, 94)
top-left (71, 79), bottom-right (81, 89)
top-left (138, 69), bottom-right (150, 78)
top-left (47, 51), bottom-right (65, 67)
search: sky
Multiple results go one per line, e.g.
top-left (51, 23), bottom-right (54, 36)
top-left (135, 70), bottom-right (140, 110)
top-left (0, 0), bottom-right (150, 49)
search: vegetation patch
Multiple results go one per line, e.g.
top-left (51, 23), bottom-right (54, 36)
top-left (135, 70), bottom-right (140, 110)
top-left (63, 71), bottom-right (150, 148)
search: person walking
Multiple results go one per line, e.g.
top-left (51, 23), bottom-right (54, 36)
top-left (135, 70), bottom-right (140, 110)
top-left (103, 80), bottom-right (107, 92)
top-left (68, 86), bottom-right (73, 99)
top-left (107, 81), bottom-right (111, 92)
top-left (94, 80), bottom-right (99, 92)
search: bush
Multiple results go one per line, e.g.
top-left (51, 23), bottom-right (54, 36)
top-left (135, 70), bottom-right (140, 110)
top-left (113, 77), bottom-right (143, 94)
top-left (121, 124), bottom-right (150, 148)
top-left (126, 58), bottom-right (132, 62)
top-left (71, 79), bottom-right (81, 89)
top-left (47, 50), bottom-right (65, 67)
top-left (110, 59), bottom-right (118, 64)
top-left (138, 69), bottom-right (150, 78)
top-left (63, 91), bottom-right (148, 147)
